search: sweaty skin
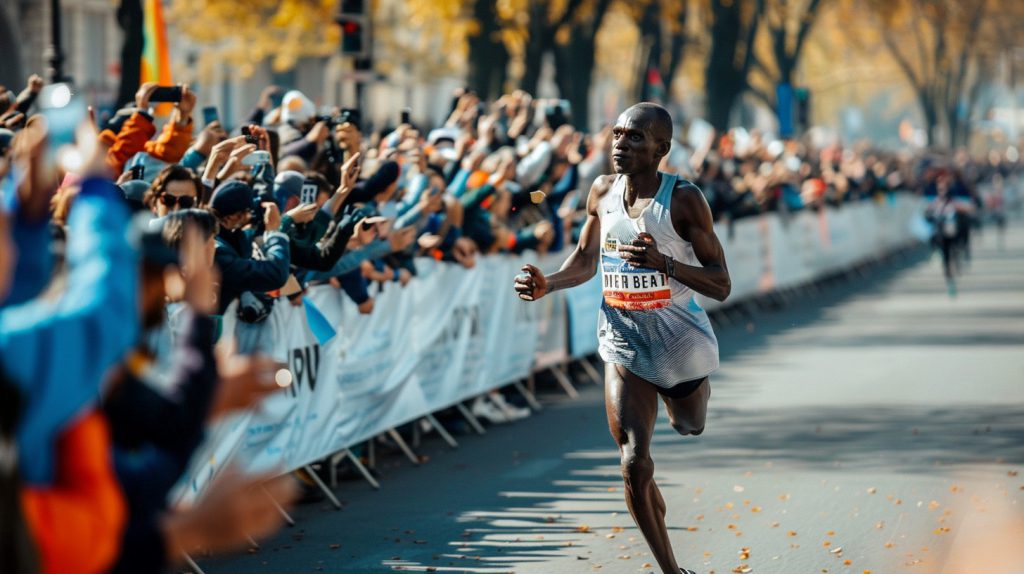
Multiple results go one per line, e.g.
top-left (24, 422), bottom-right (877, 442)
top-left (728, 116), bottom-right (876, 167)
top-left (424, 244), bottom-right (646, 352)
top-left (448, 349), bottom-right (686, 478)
top-left (513, 103), bottom-right (730, 574)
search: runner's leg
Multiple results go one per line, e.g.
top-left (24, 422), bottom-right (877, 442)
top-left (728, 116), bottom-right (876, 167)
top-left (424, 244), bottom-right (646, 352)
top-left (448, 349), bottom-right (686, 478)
top-left (605, 363), bottom-right (680, 574)
top-left (661, 377), bottom-right (710, 436)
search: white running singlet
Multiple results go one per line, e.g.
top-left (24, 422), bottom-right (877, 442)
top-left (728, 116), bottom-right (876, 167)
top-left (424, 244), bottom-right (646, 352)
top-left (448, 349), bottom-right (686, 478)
top-left (597, 172), bottom-right (720, 388)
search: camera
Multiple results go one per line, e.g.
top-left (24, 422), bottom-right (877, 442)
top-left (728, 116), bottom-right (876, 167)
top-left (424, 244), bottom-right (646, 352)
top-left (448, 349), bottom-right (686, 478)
top-left (240, 125), bottom-right (259, 145)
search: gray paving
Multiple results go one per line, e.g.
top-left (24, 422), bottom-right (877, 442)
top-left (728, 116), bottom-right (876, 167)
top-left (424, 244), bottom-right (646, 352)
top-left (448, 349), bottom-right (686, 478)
top-left (203, 222), bottom-right (1024, 574)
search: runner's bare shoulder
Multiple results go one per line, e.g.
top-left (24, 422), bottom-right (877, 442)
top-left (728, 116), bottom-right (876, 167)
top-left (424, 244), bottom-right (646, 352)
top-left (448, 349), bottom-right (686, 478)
top-left (670, 179), bottom-right (714, 239)
top-left (586, 174), bottom-right (617, 215)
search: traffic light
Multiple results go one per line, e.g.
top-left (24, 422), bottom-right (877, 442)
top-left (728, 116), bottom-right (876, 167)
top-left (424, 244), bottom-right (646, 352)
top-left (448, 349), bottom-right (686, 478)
top-left (336, 0), bottom-right (369, 58)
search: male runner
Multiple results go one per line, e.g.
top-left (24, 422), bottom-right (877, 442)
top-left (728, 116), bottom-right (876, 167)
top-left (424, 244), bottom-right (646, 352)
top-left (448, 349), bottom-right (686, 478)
top-left (514, 103), bottom-right (730, 574)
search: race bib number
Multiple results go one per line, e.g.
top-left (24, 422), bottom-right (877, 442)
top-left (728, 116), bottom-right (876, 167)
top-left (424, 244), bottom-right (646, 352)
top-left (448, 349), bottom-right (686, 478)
top-left (602, 238), bottom-right (671, 311)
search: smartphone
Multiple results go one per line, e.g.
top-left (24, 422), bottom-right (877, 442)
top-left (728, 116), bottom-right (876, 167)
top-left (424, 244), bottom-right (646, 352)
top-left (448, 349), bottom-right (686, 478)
top-left (300, 181), bottom-right (319, 205)
top-left (130, 165), bottom-right (146, 181)
top-left (202, 106), bottom-right (219, 126)
top-left (149, 85), bottom-right (183, 103)
top-left (240, 125), bottom-right (258, 145)
top-left (400, 108), bottom-right (411, 125)
top-left (38, 83), bottom-right (86, 168)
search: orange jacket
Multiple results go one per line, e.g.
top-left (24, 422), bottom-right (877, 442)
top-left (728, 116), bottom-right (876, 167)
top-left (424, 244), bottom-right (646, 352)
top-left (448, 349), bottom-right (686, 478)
top-left (104, 112), bottom-right (194, 174)
top-left (21, 410), bottom-right (127, 574)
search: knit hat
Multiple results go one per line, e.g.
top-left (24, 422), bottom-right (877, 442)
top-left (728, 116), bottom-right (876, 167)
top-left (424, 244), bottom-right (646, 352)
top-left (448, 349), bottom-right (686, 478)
top-left (119, 180), bottom-right (150, 212)
top-left (281, 90), bottom-right (315, 125)
top-left (210, 180), bottom-right (253, 216)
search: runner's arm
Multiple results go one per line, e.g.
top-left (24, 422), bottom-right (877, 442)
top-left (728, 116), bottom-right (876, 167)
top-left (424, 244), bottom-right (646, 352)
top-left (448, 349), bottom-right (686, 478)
top-left (543, 175), bottom-right (611, 293)
top-left (670, 184), bottom-right (731, 301)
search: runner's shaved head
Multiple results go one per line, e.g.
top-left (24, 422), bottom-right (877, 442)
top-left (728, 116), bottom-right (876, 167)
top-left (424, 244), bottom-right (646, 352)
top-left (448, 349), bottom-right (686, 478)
top-left (622, 103), bottom-right (673, 145)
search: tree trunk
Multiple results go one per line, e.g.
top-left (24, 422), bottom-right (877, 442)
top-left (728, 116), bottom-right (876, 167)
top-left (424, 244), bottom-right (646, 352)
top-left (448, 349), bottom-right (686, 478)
top-left (519, 2), bottom-right (551, 96)
top-left (705, 0), bottom-right (743, 131)
top-left (662, 3), bottom-right (688, 101)
top-left (116, 0), bottom-right (143, 108)
top-left (467, 0), bottom-right (508, 100)
top-left (921, 100), bottom-right (940, 148)
top-left (635, 1), bottom-right (662, 101)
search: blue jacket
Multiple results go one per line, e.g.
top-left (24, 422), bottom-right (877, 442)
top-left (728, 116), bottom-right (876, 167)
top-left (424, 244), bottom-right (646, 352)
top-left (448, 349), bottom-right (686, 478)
top-left (0, 177), bottom-right (139, 485)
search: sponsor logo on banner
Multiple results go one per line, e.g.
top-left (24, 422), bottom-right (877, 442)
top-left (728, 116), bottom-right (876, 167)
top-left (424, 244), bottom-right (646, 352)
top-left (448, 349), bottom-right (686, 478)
top-left (601, 253), bottom-right (671, 311)
top-left (286, 344), bottom-right (320, 397)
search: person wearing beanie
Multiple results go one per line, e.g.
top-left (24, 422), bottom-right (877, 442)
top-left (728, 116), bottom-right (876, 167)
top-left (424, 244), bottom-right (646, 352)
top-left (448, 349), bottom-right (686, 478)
top-left (209, 180), bottom-right (290, 319)
top-left (119, 180), bottom-right (150, 213)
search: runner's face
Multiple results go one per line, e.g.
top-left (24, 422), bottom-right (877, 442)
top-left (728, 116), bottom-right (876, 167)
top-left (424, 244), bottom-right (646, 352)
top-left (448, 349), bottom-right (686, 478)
top-left (611, 112), bottom-right (664, 175)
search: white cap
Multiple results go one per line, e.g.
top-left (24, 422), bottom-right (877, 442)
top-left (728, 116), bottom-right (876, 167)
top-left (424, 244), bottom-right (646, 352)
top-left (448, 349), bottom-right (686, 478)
top-left (281, 90), bottom-right (315, 125)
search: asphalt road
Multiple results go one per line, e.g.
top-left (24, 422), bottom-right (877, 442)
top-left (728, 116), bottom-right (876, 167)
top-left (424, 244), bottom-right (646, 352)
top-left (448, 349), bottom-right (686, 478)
top-left (203, 222), bottom-right (1024, 574)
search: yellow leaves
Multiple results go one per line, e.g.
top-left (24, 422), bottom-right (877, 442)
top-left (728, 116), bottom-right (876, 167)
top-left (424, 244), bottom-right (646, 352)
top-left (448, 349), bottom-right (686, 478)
top-left (168, 0), bottom-right (339, 79)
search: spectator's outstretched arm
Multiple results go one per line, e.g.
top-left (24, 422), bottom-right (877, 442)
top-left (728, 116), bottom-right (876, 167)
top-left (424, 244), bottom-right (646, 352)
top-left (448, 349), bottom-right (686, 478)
top-left (2, 176), bottom-right (139, 484)
top-left (106, 112), bottom-right (156, 173)
top-left (144, 85), bottom-right (196, 164)
top-left (216, 231), bottom-right (291, 293)
top-left (14, 74), bottom-right (43, 115)
top-left (302, 239), bottom-right (392, 282)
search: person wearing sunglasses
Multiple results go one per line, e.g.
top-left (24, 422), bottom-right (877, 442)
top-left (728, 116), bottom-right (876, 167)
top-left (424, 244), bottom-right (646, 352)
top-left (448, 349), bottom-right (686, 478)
top-left (143, 165), bottom-right (204, 218)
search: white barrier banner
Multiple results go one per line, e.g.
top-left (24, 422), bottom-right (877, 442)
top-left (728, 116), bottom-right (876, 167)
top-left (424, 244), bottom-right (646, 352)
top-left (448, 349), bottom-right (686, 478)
top-left (179, 197), bottom-right (924, 496)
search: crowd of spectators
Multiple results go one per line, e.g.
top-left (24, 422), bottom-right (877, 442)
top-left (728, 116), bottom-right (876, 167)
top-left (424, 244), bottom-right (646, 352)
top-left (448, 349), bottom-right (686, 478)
top-left (0, 71), bottom-right (1020, 574)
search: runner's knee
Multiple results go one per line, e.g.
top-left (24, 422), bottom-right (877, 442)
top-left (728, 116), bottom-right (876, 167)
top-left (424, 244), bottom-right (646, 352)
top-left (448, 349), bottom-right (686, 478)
top-left (620, 448), bottom-right (654, 488)
top-left (672, 421), bottom-right (705, 436)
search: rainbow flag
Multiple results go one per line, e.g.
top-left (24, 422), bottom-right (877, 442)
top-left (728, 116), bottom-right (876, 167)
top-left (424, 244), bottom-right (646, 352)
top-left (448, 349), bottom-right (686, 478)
top-left (141, 0), bottom-right (173, 115)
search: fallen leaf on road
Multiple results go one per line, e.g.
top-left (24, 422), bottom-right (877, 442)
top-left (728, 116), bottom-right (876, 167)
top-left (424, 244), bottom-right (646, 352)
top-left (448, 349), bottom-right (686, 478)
top-left (928, 501), bottom-right (940, 510)
top-left (779, 494), bottom-right (791, 501)
top-left (884, 542), bottom-right (894, 549)
top-left (867, 488), bottom-right (877, 494)
top-left (734, 485), bottom-right (745, 493)
top-left (788, 531), bottom-right (798, 537)
top-left (751, 506), bottom-right (762, 513)
top-left (823, 541), bottom-right (832, 548)
top-left (606, 534), bottom-right (616, 539)
top-left (827, 530), bottom-right (835, 536)
top-left (876, 521), bottom-right (885, 529)
top-left (830, 547), bottom-right (843, 554)
top-left (687, 526), bottom-right (699, 532)
top-left (611, 527), bottom-right (624, 534)
top-left (642, 563), bottom-right (652, 568)
top-left (844, 560), bottom-right (852, 566)
top-left (771, 522), bottom-right (780, 528)
top-left (575, 525), bottom-right (591, 533)
top-left (725, 502), bottom-right (735, 509)
top-left (617, 554), bottom-right (631, 559)
top-left (1009, 471), bottom-right (1018, 477)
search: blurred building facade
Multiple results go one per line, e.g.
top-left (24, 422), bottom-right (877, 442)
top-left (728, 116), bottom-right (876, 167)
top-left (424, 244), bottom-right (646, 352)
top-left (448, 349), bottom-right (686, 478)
top-left (1, 0), bottom-right (120, 102)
